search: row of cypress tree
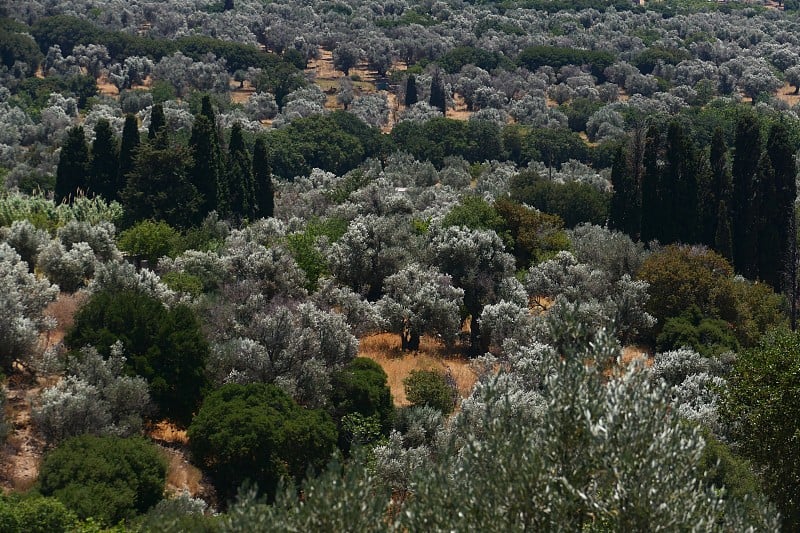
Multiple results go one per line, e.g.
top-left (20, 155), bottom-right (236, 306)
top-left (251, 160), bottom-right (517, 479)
top-left (54, 95), bottom-right (274, 228)
top-left (610, 109), bottom-right (797, 291)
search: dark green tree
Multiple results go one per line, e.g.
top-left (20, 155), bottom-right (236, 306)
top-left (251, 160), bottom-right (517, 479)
top-left (761, 119), bottom-right (797, 291)
top-left (118, 114), bottom-right (140, 200)
top-left (66, 289), bottom-right (209, 426)
top-left (731, 111), bottom-right (761, 278)
top-left (663, 120), bottom-right (698, 244)
top-left (405, 74), bottom-right (418, 107)
top-left (188, 114), bottom-right (223, 219)
top-left (252, 136), bottom-right (274, 219)
top-left (54, 126), bottom-right (89, 204)
top-left (38, 435), bottom-right (166, 526)
top-left (188, 383), bottom-right (337, 504)
top-left (88, 119), bottom-right (118, 201)
top-left (147, 103), bottom-right (166, 140)
top-left (227, 123), bottom-right (255, 220)
top-left (704, 127), bottom-right (733, 248)
top-left (429, 70), bottom-right (446, 114)
top-left (330, 357), bottom-right (394, 450)
top-left (609, 143), bottom-right (641, 239)
top-left (640, 125), bottom-right (662, 243)
top-left (122, 133), bottom-right (200, 228)
top-left (715, 200), bottom-right (734, 262)
top-left (723, 328), bottom-right (800, 531)
top-left (223, 0), bottom-right (234, 10)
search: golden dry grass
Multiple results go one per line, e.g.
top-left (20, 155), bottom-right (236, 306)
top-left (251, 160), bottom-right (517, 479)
top-left (161, 445), bottom-right (205, 497)
top-left (359, 333), bottom-right (478, 406)
top-left (42, 291), bottom-right (87, 348)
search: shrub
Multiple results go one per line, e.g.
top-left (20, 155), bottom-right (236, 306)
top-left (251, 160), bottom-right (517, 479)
top-left (66, 289), bottom-right (209, 426)
top-left (188, 383), bottom-right (337, 503)
top-left (38, 435), bottom-right (167, 525)
top-left (118, 220), bottom-right (180, 265)
top-left (330, 358), bottom-right (394, 450)
top-left (403, 369), bottom-right (456, 415)
top-left (0, 493), bottom-right (79, 533)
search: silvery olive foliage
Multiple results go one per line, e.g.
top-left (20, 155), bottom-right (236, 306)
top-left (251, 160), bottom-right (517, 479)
top-left (376, 263), bottom-right (464, 349)
top-left (243, 92), bottom-right (279, 121)
top-left (328, 214), bottom-right (412, 300)
top-left (208, 301), bottom-right (358, 408)
top-left (526, 251), bottom-right (655, 343)
top-left (312, 278), bottom-right (383, 338)
top-left (37, 241), bottom-right (96, 293)
top-left (32, 342), bottom-right (151, 445)
top-left (0, 243), bottom-right (58, 368)
top-left (2, 219), bottom-right (49, 269)
top-left (349, 93), bottom-right (389, 128)
top-left (649, 348), bottom-right (731, 435)
top-left (89, 260), bottom-right (176, 305)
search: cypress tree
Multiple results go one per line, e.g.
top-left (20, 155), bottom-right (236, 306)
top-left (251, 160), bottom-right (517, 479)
top-left (55, 126), bottom-right (89, 204)
top-left (148, 103), bottom-right (166, 140)
top-left (715, 199), bottom-right (734, 262)
top-left (253, 136), bottom-right (274, 219)
top-left (763, 120), bottom-right (798, 290)
top-left (227, 123), bottom-right (255, 220)
top-left (122, 132), bottom-right (200, 228)
top-left (118, 114), bottom-right (140, 200)
top-left (188, 114), bottom-right (223, 219)
top-left (640, 125), bottom-right (662, 243)
top-left (609, 143), bottom-right (641, 239)
top-left (663, 120), bottom-right (698, 244)
top-left (405, 74), bottom-right (418, 107)
top-left (755, 151), bottom-right (779, 287)
top-left (88, 119), bottom-right (119, 201)
top-left (731, 111), bottom-right (761, 278)
top-left (702, 127), bottom-right (732, 248)
top-left (429, 71), bottom-right (446, 115)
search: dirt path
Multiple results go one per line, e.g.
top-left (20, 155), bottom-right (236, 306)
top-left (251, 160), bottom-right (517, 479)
top-left (0, 374), bottom-right (48, 493)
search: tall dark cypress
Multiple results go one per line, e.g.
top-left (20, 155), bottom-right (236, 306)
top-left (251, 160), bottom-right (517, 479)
top-left (405, 74), bottom-right (418, 107)
top-left (663, 120), bottom-right (699, 244)
top-left (763, 120), bottom-right (798, 290)
top-left (227, 123), bottom-right (255, 220)
top-left (88, 119), bottom-right (119, 201)
top-left (609, 142), bottom-right (641, 239)
top-left (118, 114), bottom-right (140, 201)
top-left (148, 103), bottom-right (166, 140)
top-left (55, 126), bottom-right (89, 204)
top-left (703, 127), bottom-right (732, 248)
top-left (640, 125), bottom-right (662, 243)
top-left (755, 151), bottom-right (779, 287)
top-left (429, 71), bottom-right (446, 115)
top-left (731, 111), bottom-right (761, 278)
top-left (715, 199), bottom-right (734, 262)
top-left (122, 132), bottom-right (200, 228)
top-left (188, 114), bottom-right (223, 219)
top-left (253, 136), bottom-right (274, 219)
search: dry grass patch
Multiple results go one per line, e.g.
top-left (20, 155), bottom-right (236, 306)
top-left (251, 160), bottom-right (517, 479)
top-left (359, 333), bottom-right (477, 406)
top-left (42, 291), bottom-right (87, 348)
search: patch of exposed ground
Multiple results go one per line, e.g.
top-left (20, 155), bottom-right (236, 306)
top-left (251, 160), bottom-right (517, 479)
top-left (359, 332), bottom-right (478, 406)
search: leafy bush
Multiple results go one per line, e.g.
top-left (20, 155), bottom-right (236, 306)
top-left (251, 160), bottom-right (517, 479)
top-left (66, 289), bottom-right (209, 426)
top-left (656, 306), bottom-right (739, 358)
top-left (118, 220), bottom-right (180, 265)
top-left (723, 328), bottom-right (800, 530)
top-left (403, 369), bottom-right (456, 415)
top-left (331, 358), bottom-right (394, 450)
top-left (188, 383), bottom-right (337, 503)
top-left (38, 435), bottom-right (167, 525)
top-left (0, 493), bottom-right (80, 533)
